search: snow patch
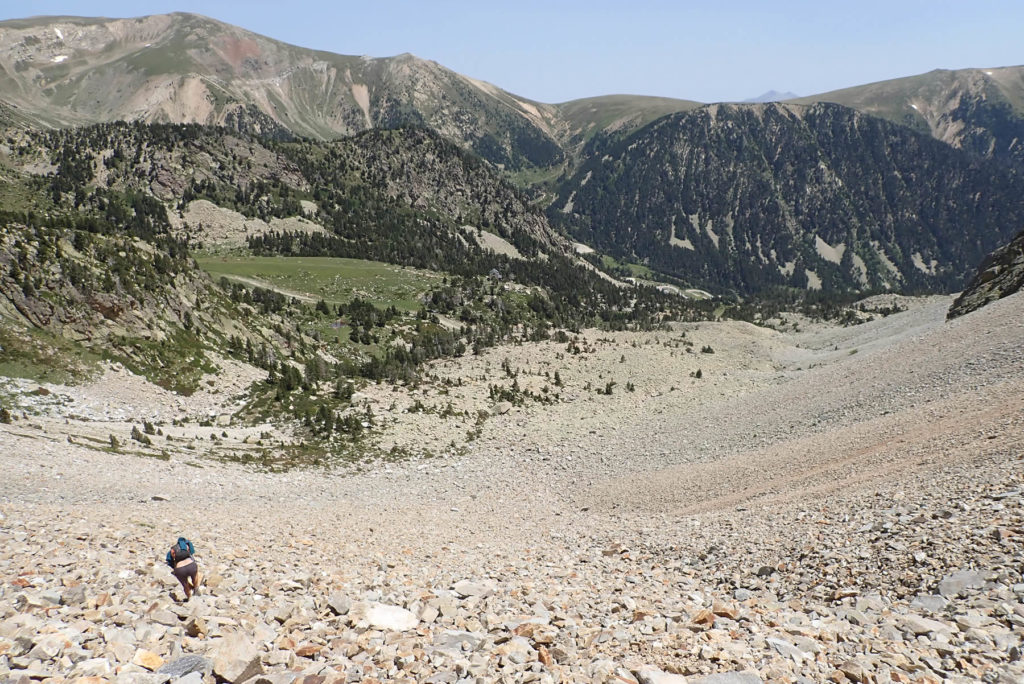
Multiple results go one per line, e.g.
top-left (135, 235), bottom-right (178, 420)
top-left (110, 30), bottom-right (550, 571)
top-left (573, 242), bottom-right (595, 255)
top-left (54, 28), bottom-right (64, 41)
top-left (52, 55), bottom-right (68, 64)
top-left (910, 103), bottom-right (919, 110)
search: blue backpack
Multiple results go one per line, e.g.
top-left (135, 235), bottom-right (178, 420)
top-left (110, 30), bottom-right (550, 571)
top-left (166, 537), bottom-right (195, 567)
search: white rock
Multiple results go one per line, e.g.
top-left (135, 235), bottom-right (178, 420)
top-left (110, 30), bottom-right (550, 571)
top-left (349, 601), bottom-right (418, 632)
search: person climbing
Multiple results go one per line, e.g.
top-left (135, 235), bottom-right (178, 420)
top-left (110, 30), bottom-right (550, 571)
top-left (166, 536), bottom-right (201, 600)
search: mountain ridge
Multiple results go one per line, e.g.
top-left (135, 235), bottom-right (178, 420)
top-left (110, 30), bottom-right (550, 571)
top-left (553, 101), bottom-right (1024, 294)
top-left (8, 13), bottom-right (1023, 173)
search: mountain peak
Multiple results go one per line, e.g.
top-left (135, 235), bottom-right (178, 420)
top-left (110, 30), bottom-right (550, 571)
top-left (743, 90), bottom-right (799, 103)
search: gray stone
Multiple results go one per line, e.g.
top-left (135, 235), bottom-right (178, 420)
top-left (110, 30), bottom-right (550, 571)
top-left (157, 654), bottom-right (212, 679)
top-left (899, 614), bottom-right (952, 636)
top-left (239, 674), bottom-right (298, 684)
top-left (211, 633), bottom-right (263, 683)
top-left (839, 658), bottom-right (873, 683)
top-left (433, 629), bottom-right (485, 655)
top-left (766, 637), bottom-right (807, 664)
top-left (423, 673), bottom-right (457, 684)
top-left (690, 673), bottom-right (763, 684)
top-left (419, 603), bottom-right (440, 623)
top-left (149, 609), bottom-right (179, 626)
top-left (28, 633), bottom-right (66, 661)
top-left (911, 594), bottom-right (948, 613)
top-left (938, 570), bottom-right (987, 597)
top-left (175, 673), bottom-right (205, 684)
top-left (502, 636), bottom-right (533, 665)
top-left (452, 579), bottom-right (497, 599)
top-left (267, 604), bottom-right (292, 624)
top-left (117, 673), bottom-right (173, 684)
top-left (326, 593), bottom-right (350, 616)
top-left (62, 584), bottom-right (88, 606)
top-left (437, 594), bottom-right (459, 618)
top-left (71, 657), bottom-right (113, 677)
top-left (634, 665), bottom-right (690, 684)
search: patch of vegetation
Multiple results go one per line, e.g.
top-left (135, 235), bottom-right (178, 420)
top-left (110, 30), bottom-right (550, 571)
top-left (0, 323), bottom-right (100, 384)
top-left (198, 255), bottom-right (439, 312)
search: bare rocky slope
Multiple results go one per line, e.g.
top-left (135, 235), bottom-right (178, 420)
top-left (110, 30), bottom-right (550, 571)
top-left (948, 229), bottom-right (1024, 319)
top-left (9, 14), bottom-right (1022, 176)
top-left (2, 292), bottom-right (1022, 683)
top-left (0, 13), bottom-right (693, 172)
top-left (0, 13), bottom-right (565, 169)
top-left (792, 66), bottom-right (1024, 167)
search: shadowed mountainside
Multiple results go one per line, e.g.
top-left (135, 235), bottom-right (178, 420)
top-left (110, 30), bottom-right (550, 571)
top-left (554, 102), bottom-right (1024, 295)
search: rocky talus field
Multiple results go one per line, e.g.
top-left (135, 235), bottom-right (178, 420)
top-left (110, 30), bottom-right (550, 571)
top-left (1, 293), bottom-right (1023, 684)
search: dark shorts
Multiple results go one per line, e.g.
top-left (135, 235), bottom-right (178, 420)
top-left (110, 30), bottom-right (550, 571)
top-left (172, 561), bottom-right (198, 584)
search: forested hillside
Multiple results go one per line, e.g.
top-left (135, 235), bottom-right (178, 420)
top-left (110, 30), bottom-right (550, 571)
top-left (554, 103), bottom-right (1024, 295)
top-left (0, 120), bottom-right (706, 451)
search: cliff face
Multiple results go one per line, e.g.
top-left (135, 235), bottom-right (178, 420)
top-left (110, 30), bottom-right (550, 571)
top-left (555, 102), bottom-right (1024, 294)
top-left (948, 230), bottom-right (1024, 319)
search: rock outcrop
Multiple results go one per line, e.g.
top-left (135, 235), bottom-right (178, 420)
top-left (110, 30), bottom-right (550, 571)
top-left (948, 229), bottom-right (1024, 318)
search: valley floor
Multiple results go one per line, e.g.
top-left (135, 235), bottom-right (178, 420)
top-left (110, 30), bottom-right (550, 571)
top-left (1, 293), bottom-right (1023, 683)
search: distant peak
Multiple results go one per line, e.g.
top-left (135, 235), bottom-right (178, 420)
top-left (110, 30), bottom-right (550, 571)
top-left (743, 90), bottom-right (799, 103)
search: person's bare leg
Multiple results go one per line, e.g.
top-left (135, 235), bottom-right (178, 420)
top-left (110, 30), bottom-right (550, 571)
top-left (177, 575), bottom-right (191, 601)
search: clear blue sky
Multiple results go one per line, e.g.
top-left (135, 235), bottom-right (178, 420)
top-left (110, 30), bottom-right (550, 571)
top-left (11, 0), bottom-right (1024, 103)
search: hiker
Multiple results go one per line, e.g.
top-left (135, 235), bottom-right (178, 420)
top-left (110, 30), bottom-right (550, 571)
top-left (166, 536), bottom-right (200, 600)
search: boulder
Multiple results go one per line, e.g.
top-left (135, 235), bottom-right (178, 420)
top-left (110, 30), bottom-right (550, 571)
top-left (62, 584), bottom-right (88, 606)
top-left (910, 594), bottom-right (948, 613)
top-left (158, 654), bottom-right (212, 679)
top-left (899, 614), bottom-right (952, 636)
top-left (28, 633), bottom-right (66, 660)
top-left (938, 570), bottom-right (987, 597)
top-left (132, 649), bottom-right (166, 671)
top-left (634, 665), bottom-right (690, 684)
top-left (452, 579), bottom-right (497, 599)
top-left (212, 632), bottom-right (263, 683)
top-left (348, 602), bottom-right (418, 632)
top-left (326, 593), bottom-right (350, 616)
top-left (689, 674), bottom-right (762, 684)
